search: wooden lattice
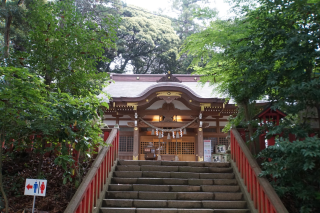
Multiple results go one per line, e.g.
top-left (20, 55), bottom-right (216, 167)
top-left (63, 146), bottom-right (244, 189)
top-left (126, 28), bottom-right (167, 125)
top-left (219, 137), bottom-right (229, 147)
top-left (182, 142), bottom-right (194, 154)
top-left (140, 139), bottom-right (194, 155)
top-left (119, 136), bottom-right (134, 152)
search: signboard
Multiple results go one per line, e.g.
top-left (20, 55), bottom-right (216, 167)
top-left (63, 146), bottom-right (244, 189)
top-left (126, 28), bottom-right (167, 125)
top-left (215, 145), bottom-right (226, 154)
top-left (24, 179), bottom-right (47, 197)
top-left (203, 140), bottom-right (211, 162)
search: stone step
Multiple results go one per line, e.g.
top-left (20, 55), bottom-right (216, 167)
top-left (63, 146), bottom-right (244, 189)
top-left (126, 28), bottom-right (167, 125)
top-left (100, 207), bottom-right (250, 213)
top-left (116, 165), bottom-right (233, 173)
top-left (109, 184), bottom-right (240, 192)
top-left (106, 191), bottom-right (243, 200)
top-left (112, 178), bottom-right (238, 185)
top-left (118, 160), bottom-right (230, 168)
top-left (113, 171), bottom-right (235, 179)
top-left (103, 199), bottom-right (247, 209)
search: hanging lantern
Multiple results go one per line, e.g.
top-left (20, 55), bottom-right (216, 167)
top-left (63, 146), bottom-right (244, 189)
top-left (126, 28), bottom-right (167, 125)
top-left (183, 128), bottom-right (187, 135)
top-left (158, 133), bottom-right (162, 138)
top-left (151, 129), bottom-right (155, 135)
top-left (167, 132), bottom-right (171, 139)
top-left (176, 131), bottom-right (180, 139)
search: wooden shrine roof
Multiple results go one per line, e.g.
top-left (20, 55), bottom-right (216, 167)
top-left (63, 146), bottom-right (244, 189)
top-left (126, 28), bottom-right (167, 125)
top-left (100, 73), bottom-right (227, 103)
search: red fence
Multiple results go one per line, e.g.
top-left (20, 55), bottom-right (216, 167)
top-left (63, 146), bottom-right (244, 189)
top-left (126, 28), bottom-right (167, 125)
top-left (230, 129), bottom-right (288, 213)
top-left (64, 128), bottom-right (119, 213)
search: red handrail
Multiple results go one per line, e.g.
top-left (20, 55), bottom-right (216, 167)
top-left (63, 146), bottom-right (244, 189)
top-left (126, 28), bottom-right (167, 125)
top-left (230, 129), bottom-right (288, 213)
top-left (64, 128), bottom-right (119, 213)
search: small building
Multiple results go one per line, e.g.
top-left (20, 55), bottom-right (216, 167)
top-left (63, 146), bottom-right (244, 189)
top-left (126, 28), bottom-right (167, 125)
top-left (101, 72), bottom-right (239, 161)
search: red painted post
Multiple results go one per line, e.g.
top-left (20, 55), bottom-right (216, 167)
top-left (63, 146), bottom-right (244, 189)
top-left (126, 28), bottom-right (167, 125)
top-left (253, 175), bottom-right (258, 209)
top-left (266, 197), bottom-right (270, 213)
top-left (104, 131), bottom-right (110, 142)
top-left (97, 168), bottom-right (101, 199)
top-left (90, 181), bottom-right (94, 211)
top-left (105, 154), bottom-right (108, 181)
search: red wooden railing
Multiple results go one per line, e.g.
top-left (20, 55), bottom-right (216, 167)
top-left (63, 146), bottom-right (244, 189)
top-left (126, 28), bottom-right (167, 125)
top-left (64, 128), bottom-right (119, 213)
top-left (230, 128), bottom-right (288, 213)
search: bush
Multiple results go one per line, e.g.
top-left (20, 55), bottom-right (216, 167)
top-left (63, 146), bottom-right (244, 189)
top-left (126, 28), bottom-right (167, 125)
top-left (258, 136), bottom-right (320, 213)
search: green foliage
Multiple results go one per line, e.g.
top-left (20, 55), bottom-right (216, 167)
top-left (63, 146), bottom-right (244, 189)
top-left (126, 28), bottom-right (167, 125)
top-left (170, 0), bottom-right (218, 74)
top-left (0, 67), bottom-right (49, 138)
top-left (12, 0), bottom-right (116, 96)
top-left (182, 0), bottom-right (320, 136)
top-left (259, 137), bottom-right (320, 212)
top-left (1, 0), bottom-right (117, 185)
top-left (108, 5), bottom-right (180, 74)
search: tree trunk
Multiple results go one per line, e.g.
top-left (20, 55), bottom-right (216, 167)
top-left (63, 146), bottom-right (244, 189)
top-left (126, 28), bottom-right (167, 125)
top-left (0, 130), bottom-right (9, 213)
top-left (3, 13), bottom-right (12, 58)
top-left (243, 101), bottom-right (256, 155)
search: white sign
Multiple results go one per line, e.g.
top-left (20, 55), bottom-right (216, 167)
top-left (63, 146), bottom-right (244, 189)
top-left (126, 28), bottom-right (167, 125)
top-left (204, 140), bottom-right (211, 162)
top-left (24, 179), bottom-right (47, 197)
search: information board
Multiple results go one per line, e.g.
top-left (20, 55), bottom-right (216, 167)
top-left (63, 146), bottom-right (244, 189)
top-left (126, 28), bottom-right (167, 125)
top-left (24, 179), bottom-right (47, 197)
top-left (203, 140), bottom-right (211, 162)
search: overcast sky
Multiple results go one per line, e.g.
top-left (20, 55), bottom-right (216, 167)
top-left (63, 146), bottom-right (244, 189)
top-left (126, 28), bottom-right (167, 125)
top-left (123, 0), bottom-right (232, 20)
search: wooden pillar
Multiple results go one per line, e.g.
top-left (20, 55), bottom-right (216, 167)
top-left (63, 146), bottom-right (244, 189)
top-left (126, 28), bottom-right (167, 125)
top-left (197, 127), bottom-right (203, 161)
top-left (133, 127), bottom-right (139, 160)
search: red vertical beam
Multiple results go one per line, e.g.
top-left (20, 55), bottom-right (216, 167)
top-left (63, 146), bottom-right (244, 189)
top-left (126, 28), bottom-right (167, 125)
top-left (104, 131), bottom-right (110, 142)
top-left (108, 149), bottom-right (111, 173)
top-left (90, 181), bottom-right (94, 212)
top-left (266, 197), bottom-right (270, 213)
top-left (236, 142), bottom-right (239, 168)
top-left (94, 174), bottom-right (97, 207)
top-left (98, 167), bottom-right (101, 199)
top-left (117, 130), bottom-right (119, 158)
top-left (261, 188), bottom-right (265, 213)
top-left (230, 132), bottom-right (234, 160)
top-left (111, 143), bottom-right (114, 167)
top-left (104, 152), bottom-right (109, 180)
top-left (253, 175), bottom-right (258, 209)
top-left (257, 183), bottom-right (261, 212)
top-left (101, 160), bottom-right (104, 190)
top-left (84, 188), bottom-right (89, 213)
top-left (78, 201), bottom-right (83, 213)
top-left (241, 151), bottom-right (244, 179)
top-left (249, 167), bottom-right (253, 200)
top-left (246, 160), bottom-right (249, 189)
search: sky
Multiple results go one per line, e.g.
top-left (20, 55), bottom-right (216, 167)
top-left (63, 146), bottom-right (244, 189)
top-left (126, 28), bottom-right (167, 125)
top-left (123, 0), bottom-right (232, 20)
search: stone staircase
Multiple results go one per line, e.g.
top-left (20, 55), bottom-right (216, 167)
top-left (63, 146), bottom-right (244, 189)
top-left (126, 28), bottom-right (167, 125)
top-left (100, 160), bottom-right (250, 213)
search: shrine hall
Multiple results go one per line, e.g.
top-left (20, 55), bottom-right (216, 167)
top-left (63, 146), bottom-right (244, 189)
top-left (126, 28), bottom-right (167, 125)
top-left (100, 72), bottom-right (240, 162)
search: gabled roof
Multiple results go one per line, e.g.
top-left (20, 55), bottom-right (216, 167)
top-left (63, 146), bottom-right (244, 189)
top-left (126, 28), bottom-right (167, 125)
top-left (254, 103), bottom-right (287, 119)
top-left (102, 74), bottom-right (227, 102)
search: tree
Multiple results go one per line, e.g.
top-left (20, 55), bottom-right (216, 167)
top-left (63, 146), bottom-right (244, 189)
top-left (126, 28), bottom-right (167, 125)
top-left (0, 0), bottom-right (33, 58)
top-left (0, 67), bottom-right (49, 213)
top-left (169, 0), bottom-right (218, 74)
top-left (182, 0), bottom-right (320, 140)
top-left (14, 0), bottom-right (118, 96)
top-left (108, 5), bottom-right (180, 74)
top-left (0, 0), bottom-right (119, 211)
top-left (181, 0), bottom-right (320, 210)
top-left (259, 137), bottom-right (320, 212)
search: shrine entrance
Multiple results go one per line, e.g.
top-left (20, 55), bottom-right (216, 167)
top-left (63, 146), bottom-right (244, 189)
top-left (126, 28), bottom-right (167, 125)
top-left (102, 72), bottom-right (239, 161)
top-left (139, 135), bottom-right (196, 161)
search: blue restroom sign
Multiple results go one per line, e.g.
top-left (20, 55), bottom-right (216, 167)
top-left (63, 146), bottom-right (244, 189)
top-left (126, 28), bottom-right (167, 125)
top-left (24, 179), bottom-right (47, 196)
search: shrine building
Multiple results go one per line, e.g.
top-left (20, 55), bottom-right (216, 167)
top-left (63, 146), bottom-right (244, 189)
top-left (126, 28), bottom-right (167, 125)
top-left (101, 72), bottom-right (239, 162)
